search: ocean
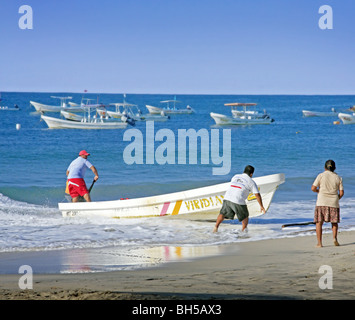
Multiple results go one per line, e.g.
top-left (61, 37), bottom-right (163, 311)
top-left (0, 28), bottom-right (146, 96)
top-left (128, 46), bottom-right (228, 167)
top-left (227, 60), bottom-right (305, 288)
top-left (1, 92), bottom-right (355, 273)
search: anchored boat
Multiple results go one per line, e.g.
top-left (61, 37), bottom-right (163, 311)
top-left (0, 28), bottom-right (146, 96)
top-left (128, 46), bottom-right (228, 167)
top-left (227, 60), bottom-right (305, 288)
top-left (30, 96), bottom-right (83, 113)
top-left (302, 109), bottom-right (338, 117)
top-left (210, 103), bottom-right (274, 125)
top-left (338, 112), bottom-right (355, 125)
top-left (107, 95), bottom-right (170, 121)
top-left (146, 97), bottom-right (194, 115)
top-left (41, 103), bottom-right (130, 129)
top-left (0, 105), bottom-right (20, 111)
top-left (59, 173), bottom-right (285, 219)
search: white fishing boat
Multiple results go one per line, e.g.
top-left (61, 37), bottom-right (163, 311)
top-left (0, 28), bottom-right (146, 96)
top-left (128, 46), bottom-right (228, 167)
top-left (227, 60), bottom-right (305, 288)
top-left (338, 112), bottom-right (355, 125)
top-left (0, 93), bottom-right (20, 111)
top-left (146, 98), bottom-right (194, 115)
top-left (107, 102), bottom-right (136, 119)
top-left (30, 96), bottom-right (83, 113)
top-left (59, 173), bottom-right (285, 219)
top-left (0, 105), bottom-right (20, 111)
top-left (41, 114), bottom-right (129, 129)
top-left (302, 109), bottom-right (338, 117)
top-left (210, 103), bottom-right (274, 125)
top-left (41, 104), bottom-right (129, 129)
top-left (108, 95), bottom-right (169, 121)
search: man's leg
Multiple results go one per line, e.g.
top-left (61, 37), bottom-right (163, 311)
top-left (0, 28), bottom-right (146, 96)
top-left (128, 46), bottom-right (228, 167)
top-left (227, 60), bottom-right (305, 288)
top-left (241, 217), bottom-right (249, 232)
top-left (213, 214), bottom-right (225, 233)
top-left (83, 192), bottom-right (91, 202)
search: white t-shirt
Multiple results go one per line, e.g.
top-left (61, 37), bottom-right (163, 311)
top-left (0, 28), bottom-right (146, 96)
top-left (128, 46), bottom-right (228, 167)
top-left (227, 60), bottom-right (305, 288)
top-left (224, 173), bottom-right (259, 205)
top-left (67, 157), bottom-right (93, 179)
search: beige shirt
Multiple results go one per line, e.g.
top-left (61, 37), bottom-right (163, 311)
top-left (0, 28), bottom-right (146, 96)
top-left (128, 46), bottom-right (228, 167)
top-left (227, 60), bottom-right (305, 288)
top-left (313, 171), bottom-right (343, 208)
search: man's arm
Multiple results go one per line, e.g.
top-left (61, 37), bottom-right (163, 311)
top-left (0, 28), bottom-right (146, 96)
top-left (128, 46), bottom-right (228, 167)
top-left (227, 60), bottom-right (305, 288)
top-left (90, 166), bottom-right (99, 181)
top-left (255, 193), bottom-right (266, 214)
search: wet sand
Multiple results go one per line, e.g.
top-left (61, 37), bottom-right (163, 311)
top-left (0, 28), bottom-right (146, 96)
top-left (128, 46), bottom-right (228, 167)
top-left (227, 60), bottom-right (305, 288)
top-left (0, 230), bottom-right (354, 300)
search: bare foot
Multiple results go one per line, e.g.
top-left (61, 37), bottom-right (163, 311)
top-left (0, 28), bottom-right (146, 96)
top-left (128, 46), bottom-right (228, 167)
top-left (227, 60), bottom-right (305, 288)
top-left (334, 239), bottom-right (340, 246)
top-left (213, 227), bottom-right (218, 233)
top-left (316, 244), bottom-right (323, 248)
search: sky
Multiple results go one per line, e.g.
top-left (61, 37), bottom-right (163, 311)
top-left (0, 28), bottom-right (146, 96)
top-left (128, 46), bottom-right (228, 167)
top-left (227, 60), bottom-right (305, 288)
top-left (0, 0), bottom-right (354, 94)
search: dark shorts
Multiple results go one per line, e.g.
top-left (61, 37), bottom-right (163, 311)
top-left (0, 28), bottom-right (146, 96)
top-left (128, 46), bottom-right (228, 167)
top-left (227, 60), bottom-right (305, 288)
top-left (220, 200), bottom-right (249, 222)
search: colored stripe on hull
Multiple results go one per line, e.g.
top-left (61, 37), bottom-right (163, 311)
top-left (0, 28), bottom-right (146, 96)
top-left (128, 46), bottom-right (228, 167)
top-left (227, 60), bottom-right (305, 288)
top-left (160, 202), bottom-right (170, 216)
top-left (172, 200), bottom-right (183, 215)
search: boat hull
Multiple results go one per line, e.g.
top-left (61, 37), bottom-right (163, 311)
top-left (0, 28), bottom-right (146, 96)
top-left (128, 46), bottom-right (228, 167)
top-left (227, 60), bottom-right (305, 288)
top-left (338, 112), bottom-right (355, 124)
top-left (30, 101), bottom-right (83, 113)
top-left (60, 110), bottom-right (83, 122)
top-left (0, 106), bottom-right (20, 111)
top-left (146, 105), bottom-right (194, 115)
top-left (210, 112), bottom-right (273, 125)
top-left (59, 173), bottom-right (285, 219)
top-left (41, 115), bottom-right (128, 129)
top-left (107, 111), bottom-right (122, 119)
top-left (302, 110), bottom-right (338, 117)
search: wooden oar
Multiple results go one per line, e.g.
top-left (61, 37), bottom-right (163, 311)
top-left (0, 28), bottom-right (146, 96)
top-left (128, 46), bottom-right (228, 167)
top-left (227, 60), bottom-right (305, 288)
top-left (282, 221), bottom-right (316, 228)
top-left (87, 179), bottom-right (96, 193)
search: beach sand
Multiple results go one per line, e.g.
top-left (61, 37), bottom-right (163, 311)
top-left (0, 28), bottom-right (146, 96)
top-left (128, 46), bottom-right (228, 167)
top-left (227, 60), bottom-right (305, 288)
top-left (0, 230), bottom-right (354, 300)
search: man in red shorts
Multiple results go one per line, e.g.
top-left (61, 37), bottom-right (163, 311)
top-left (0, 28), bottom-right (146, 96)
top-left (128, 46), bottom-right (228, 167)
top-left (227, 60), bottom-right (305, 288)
top-left (66, 150), bottom-right (99, 202)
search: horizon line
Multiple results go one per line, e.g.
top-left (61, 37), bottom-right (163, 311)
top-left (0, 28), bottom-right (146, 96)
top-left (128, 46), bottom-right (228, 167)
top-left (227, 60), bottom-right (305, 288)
top-left (2, 90), bottom-right (355, 96)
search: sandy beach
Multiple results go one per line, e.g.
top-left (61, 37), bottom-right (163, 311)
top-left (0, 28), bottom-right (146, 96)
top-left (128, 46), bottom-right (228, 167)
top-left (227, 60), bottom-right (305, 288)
top-left (0, 230), bottom-right (354, 301)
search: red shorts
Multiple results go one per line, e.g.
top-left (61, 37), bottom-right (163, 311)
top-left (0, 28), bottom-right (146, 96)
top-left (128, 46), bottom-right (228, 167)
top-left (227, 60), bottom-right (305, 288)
top-left (68, 178), bottom-right (89, 198)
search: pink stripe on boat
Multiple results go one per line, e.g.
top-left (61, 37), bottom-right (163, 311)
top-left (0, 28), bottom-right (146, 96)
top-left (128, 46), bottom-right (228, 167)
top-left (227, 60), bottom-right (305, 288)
top-left (160, 202), bottom-right (170, 216)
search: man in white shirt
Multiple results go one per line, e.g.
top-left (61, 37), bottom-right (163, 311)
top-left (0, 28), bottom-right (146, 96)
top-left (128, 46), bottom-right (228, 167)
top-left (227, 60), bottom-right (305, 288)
top-left (213, 165), bottom-right (265, 233)
top-left (66, 150), bottom-right (99, 202)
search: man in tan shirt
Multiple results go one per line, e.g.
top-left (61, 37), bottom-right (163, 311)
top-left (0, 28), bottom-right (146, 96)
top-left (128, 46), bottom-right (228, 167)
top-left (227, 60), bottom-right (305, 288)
top-left (311, 160), bottom-right (344, 247)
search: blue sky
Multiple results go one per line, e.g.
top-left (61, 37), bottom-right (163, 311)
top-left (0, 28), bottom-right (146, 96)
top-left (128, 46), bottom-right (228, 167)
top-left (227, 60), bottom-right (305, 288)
top-left (0, 0), bottom-right (354, 94)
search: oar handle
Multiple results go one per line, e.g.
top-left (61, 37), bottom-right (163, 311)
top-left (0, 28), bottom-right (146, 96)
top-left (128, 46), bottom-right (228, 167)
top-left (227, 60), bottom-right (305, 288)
top-left (88, 179), bottom-right (96, 193)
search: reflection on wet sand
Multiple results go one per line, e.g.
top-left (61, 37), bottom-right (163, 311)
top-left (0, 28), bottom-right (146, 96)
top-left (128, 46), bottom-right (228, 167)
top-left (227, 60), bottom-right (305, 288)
top-left (61, 245), bottom-right (237, 273)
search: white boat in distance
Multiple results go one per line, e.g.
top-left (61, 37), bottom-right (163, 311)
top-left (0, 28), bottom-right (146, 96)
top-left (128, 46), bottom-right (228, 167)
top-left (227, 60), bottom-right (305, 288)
top-left (146, 98), bottom-right (194, 115)
top-left (0, 105), bottom-right (20, 111)
top-left (41, 103), bottom-right (129, 129)
top-left (0, 93), bottom-right (20, 111)
top-left (30, 96), bottom-right (83, 113)
top-left (302, 108), bottom-right (338, 117)
top-left (338, 112), bottom-right (355, 125)
top-left (41, 114), bottom-right (129, 129)
top-left (210, 103), bottom-right (274, 125)
top-left (59, 173), bottom-right (285, 219)
top-left (108, 95), bottom-right (169, 121)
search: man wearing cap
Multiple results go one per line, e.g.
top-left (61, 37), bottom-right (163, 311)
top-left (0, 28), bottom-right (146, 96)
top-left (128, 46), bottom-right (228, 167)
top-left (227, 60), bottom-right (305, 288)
top-left (66, 150), bottom-right (99, 202)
